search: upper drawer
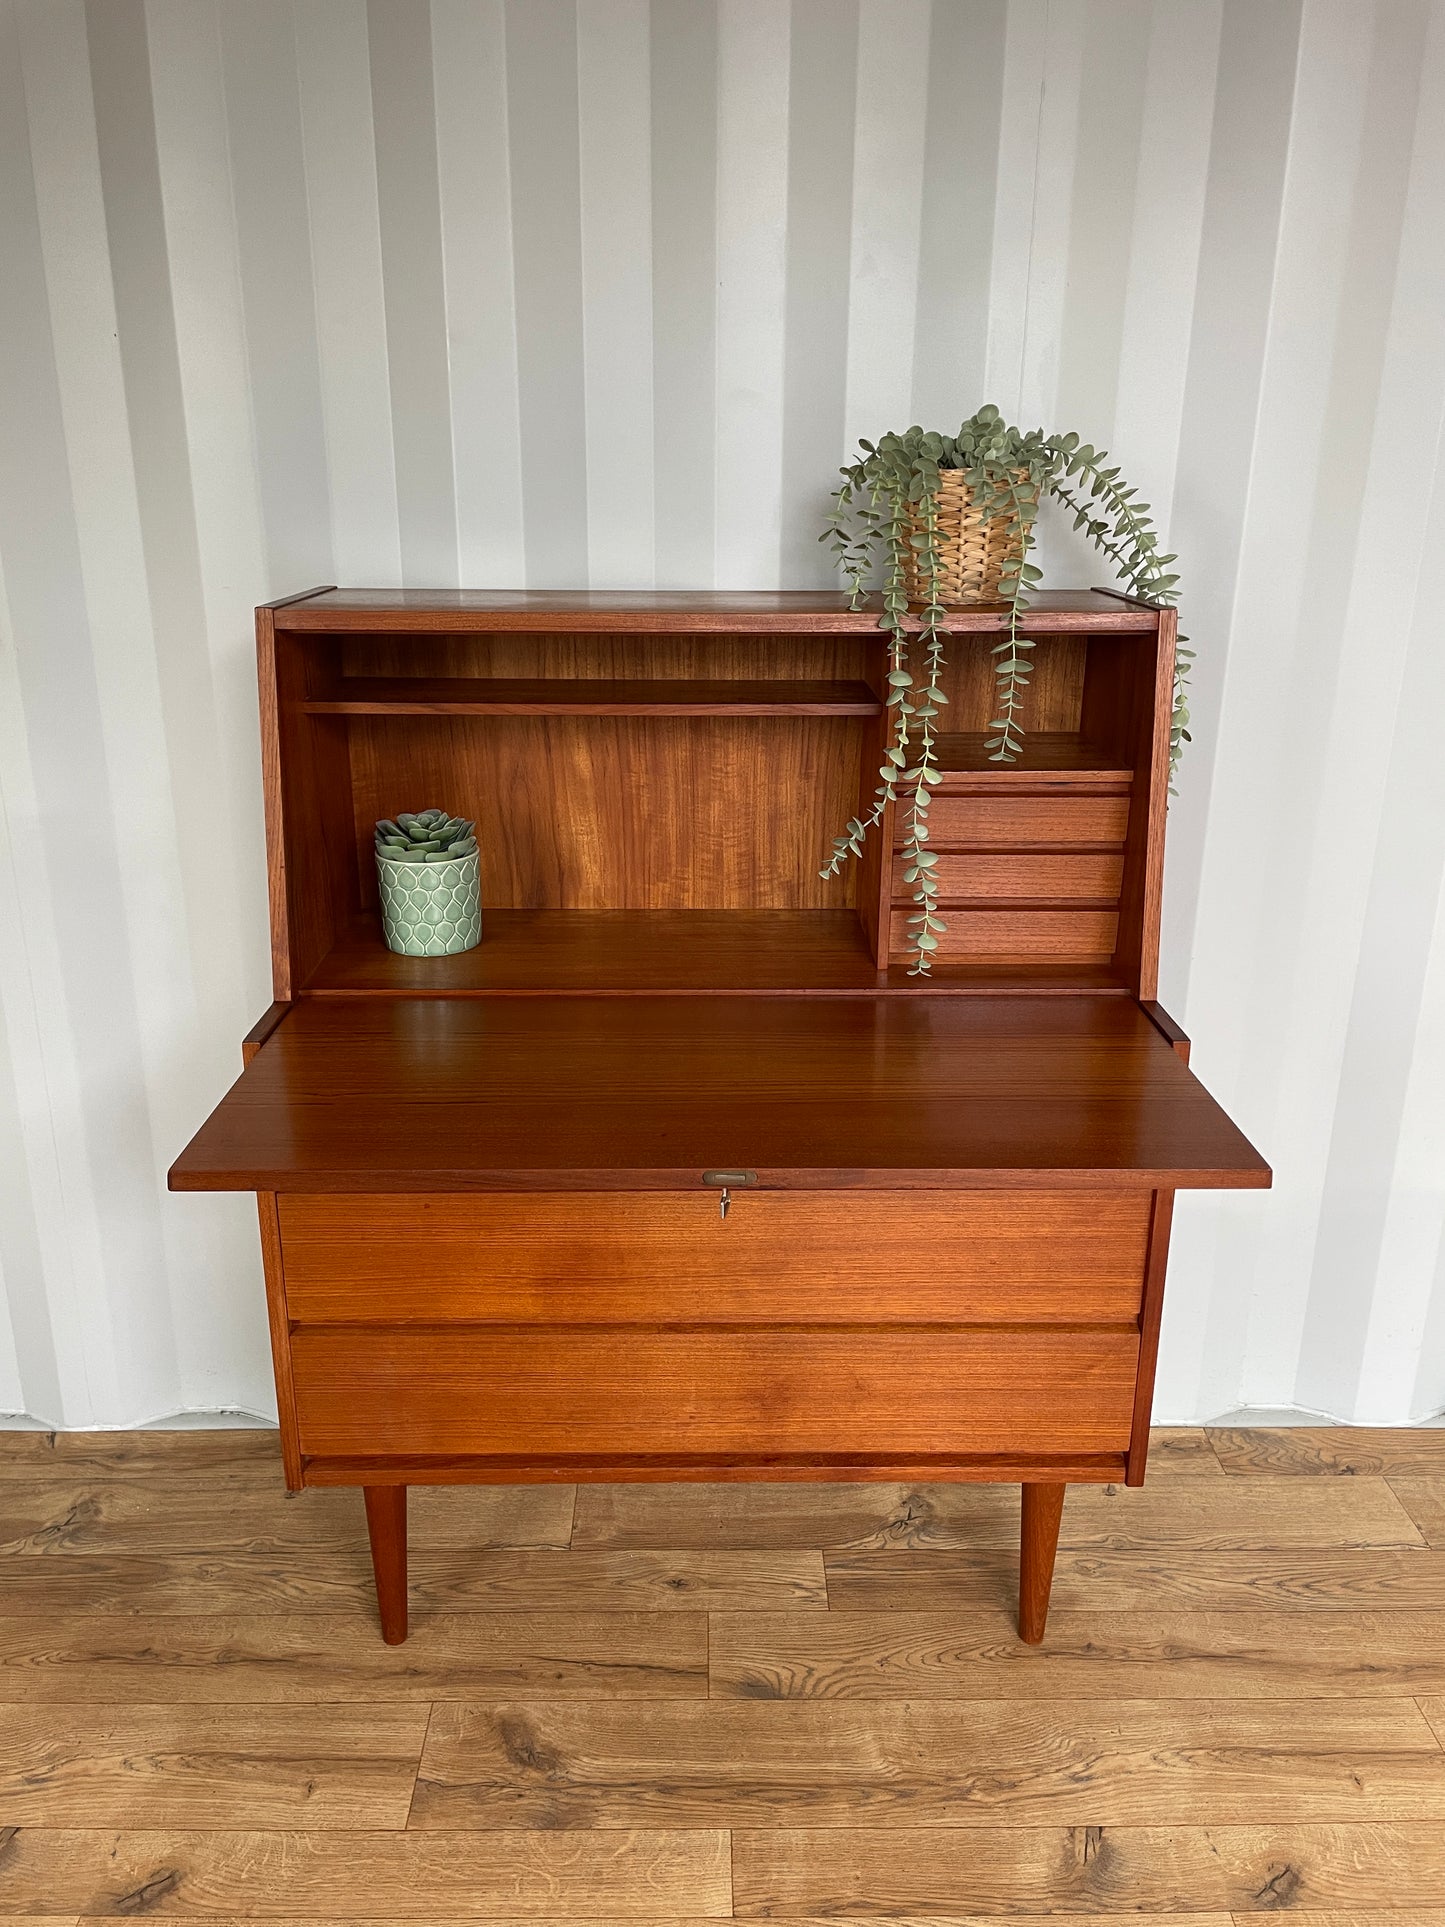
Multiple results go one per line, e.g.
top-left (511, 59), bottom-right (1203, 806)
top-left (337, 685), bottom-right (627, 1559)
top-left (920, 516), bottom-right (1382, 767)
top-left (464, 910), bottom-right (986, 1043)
top-left (278, 1190), bottom-right (1150, 1325)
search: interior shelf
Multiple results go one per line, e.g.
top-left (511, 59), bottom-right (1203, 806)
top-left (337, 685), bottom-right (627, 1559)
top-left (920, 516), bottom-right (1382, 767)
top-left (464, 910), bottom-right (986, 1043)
top-left (301, 677), bottom-right (883, 717)
top-left (302, 909), bottom-right (1130, 998)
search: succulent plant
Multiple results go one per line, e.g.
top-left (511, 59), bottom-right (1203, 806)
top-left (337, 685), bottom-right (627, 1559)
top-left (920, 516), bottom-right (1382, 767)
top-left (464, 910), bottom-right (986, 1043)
top-left (375, 809), bottom-right (478, 864)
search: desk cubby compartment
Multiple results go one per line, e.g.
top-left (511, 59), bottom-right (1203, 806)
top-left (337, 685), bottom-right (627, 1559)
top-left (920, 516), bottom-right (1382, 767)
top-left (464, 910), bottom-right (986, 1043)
top-left (259, 590), bottom-right (1175, 1000)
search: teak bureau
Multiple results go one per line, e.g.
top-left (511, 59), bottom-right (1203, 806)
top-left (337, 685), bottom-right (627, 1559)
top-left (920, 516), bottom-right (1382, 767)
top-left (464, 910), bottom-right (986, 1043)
top-left (171, 588), bottom-right (1269, 1643)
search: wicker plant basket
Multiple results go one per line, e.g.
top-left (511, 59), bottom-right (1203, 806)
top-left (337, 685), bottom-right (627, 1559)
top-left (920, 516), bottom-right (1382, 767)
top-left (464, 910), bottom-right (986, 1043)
top-left (901, 469), bottom-right (1033, 606)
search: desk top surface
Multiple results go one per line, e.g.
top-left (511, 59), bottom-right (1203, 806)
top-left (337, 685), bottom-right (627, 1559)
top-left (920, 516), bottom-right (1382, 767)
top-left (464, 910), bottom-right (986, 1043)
top-left (169, 995), bottom-right (1269, 1194)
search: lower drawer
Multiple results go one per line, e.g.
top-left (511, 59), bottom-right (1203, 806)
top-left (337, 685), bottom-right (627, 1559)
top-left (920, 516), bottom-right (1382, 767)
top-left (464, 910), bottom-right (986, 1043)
top-left (889, 907), bottom-right (1119, 963)
top-left (289, 1325), bottom-right (1140, 1460)
top-left (278, 1191), bottom-right (1151, 1325)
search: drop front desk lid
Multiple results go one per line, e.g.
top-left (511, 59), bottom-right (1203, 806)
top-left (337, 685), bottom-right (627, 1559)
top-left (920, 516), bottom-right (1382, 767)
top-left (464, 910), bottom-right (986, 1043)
top-left (168, 995), bottom-right (1270, 1194)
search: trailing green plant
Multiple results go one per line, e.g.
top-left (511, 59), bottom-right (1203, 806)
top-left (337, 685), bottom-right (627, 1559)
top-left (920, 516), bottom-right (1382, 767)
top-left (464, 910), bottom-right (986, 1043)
top-left (375, 809), bottom-right (477, 863)
top-left (820, 404), bottom-right (1189, 974)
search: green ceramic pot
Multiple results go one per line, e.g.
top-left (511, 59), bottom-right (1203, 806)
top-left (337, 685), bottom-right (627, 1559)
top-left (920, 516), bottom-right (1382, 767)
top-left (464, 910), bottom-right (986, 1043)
top-left (376, 848), bottom-right (482, 957)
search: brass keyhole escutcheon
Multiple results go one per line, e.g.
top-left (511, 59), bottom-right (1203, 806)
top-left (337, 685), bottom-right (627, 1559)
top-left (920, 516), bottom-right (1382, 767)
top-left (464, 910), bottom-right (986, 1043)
top-left (701, 1168), bottom-right (755, 1224)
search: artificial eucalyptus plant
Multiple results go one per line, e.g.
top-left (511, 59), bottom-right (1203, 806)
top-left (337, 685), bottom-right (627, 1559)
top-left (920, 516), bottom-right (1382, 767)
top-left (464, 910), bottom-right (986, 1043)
top-left (820, 404), bottom-right (1189, 973)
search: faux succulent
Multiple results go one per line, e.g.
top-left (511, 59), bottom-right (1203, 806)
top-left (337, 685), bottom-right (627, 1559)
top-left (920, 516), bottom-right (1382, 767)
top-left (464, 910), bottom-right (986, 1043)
top-left (375, 809), bottom-right (477, 864)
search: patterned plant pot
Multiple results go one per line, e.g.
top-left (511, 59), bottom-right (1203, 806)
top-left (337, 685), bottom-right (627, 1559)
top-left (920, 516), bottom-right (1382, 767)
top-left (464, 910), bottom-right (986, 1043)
top-left (376, 848), bottom-right (482, 957)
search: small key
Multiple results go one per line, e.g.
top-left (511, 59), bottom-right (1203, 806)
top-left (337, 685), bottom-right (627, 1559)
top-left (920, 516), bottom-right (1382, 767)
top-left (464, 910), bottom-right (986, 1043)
top-left (719, 1187), bottom-right (731, 1221)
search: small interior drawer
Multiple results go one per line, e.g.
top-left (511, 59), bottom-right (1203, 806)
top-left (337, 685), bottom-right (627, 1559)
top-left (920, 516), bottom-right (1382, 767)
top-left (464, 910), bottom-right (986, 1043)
top-left (278, 1190), bottom-right (1151, 1326)
top-left (888, 907), bottom-right (1120, 964)
top-left (907, 793), bottom-right (1130, 849)
top-left (895, 852), bottom-right (1125, 903)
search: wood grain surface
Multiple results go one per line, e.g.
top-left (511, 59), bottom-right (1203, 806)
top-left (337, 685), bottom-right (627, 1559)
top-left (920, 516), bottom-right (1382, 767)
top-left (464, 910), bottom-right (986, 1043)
top-left (1209, 1426), bottom-right (1445, 1476)
top-left (2, 1425), bottom-right (1444, 1919)
top-left (306, 908), bottom-right (1134, 997)
top-left (727, 1824), bottom-right (1445, 1914)
top-left (277, 1190), bottom-right (1151, 1327)
top-left (407, 1697), bottom-right (1445, 1828)
top-left (276, 587), bottom-right (1160, 632)
top-left (168, 994), bottom-right (1271, 1193)
top-left (571, 1473), bottom-right (1420, 1551)
top-left (287, 1325), bottom-right (1139, 1460)
top-left (0, 1829), bottom-right (731, 1915)
top-left (0, 1705), bottom-right (429, 1828)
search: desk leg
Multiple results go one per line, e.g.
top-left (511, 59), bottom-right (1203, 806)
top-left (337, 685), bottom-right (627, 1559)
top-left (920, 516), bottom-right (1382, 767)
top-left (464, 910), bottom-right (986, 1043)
top-left (364, 1485), bottom-right (408, 1644)
top-left (1018, 1481), bottom-right (1065, 1643)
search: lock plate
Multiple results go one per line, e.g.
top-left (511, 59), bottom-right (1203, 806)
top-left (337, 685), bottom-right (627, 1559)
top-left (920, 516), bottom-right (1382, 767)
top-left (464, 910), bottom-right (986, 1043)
top-left (701, 1169), bottom-right (757, 1187)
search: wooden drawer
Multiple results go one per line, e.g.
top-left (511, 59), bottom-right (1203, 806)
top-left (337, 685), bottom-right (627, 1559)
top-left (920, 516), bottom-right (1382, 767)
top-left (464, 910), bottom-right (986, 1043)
top-left (893, 852), bottom-right (1124, 903)
top-left (278, 1191), bottom-right (1150, 1325)
top-left (289, 1325), bottom-right (1140, 1459)
top-left (909, 794), bottom-right (1130, 849)
top-left (889, 908), bottom-right (1119, 963)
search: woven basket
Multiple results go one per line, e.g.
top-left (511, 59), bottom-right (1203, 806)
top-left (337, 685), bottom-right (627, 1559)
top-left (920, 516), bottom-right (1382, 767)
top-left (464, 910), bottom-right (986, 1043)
top-left (901, 469), bottom-right (1032, 606)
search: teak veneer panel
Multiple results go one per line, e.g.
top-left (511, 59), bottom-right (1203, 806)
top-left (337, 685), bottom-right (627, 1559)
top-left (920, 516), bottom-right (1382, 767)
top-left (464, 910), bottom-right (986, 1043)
top-left (889, 907), bottom-right (1120, 963)
top-left (916, 852), bottom-right (1126, 901)
top-left (276, 585), bottom-right (1162, 631)
top-left (346, 713), bottom-right (862, 912)
top-left (912, 791), bottom-right (1131, 847)
top-left (304, 676), bottom-right (882, 716)
top-left (288, 1326), bottom-right (1140, 1460)
top-left (306, 909), bottom-right (1133, 997)
top-left (167, 994), bottom-right (1270, 1193)
top-left (277, 1190), bottom-right (1152, 1325)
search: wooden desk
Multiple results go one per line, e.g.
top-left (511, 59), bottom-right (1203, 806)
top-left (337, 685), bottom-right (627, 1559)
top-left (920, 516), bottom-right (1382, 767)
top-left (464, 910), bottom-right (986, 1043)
top-left (170, 589), bottom-right (1268, 1644)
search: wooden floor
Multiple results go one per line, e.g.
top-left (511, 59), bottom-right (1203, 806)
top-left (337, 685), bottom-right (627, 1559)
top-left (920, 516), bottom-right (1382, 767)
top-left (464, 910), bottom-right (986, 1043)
top-left (2, 1427), bottom-right (1445, 1919)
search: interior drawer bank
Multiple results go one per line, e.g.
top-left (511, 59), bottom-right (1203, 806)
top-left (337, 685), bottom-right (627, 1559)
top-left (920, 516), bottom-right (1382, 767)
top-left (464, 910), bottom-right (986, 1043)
top-left (278, 1190), bottom-right (1153, 1325)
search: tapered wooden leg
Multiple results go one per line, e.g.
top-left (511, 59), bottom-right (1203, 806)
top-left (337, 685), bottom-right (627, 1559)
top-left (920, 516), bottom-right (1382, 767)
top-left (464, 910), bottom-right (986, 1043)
top-left (1018, 1481), bottom-right (1065, 1643)
top-left (363, 1485), bottom-right (408, 1644)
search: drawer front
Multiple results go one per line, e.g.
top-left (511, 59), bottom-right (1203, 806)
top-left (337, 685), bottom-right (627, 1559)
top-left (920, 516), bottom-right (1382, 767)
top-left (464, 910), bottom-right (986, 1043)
top-left (279, 1191), bottom-right (1151, 1325)
top-left (900, 852), bottom-right (1124, 903)
top-left (889, 908), bottom-right (1119, 963)
top-left (912, 794), bottom-right (1130, 849)
top-left (289, 1325), bottom-right (1140, 1460)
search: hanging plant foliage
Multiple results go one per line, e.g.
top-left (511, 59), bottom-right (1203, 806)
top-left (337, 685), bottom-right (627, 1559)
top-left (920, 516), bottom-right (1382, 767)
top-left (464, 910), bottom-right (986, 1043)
top-left (820, 405), bottom-right (1189, 974)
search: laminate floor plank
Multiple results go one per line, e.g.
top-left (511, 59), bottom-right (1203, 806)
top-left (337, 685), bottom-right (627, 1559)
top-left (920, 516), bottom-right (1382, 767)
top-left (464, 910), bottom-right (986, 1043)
top-left (1210, 1428), bottom-right (1445, 1478)
top-left (0, 1612), bottom-right (707, 1702)
top-left (62, 1919), bottom-right (1239, 1927)
top-left (1141, 1429), bottom-right (1226, 1478)
top-left (0, 1830), bottom-right (731, 1917)
top-left (0, 1548), bottom-right (823, 1617)
top-left (0, 1552), bottom-right (377, 1615)
top-left (571, 1481), bottom-right (1019, 1550)
top-left (0, 1481), bottom-right (575, 1556)
top-left (1388, 1481), bottom-right (1445, 1545)
top-left (0, 1705), bottom-right (429, 1828)
top-left (571, 1479), bottom-right (1421, 1551)
top-left (707, 1609), bottom-right (1445, 1699)
top-left (824, 1547), bottom-right (1445, 1612)
top-left (408, 1698), bottom-right (1445, 1829)
top-left (0, 1430), bottom-right (281, 1479)
top-left (1420, 1698), bottom-right (1445, 1749)
top-left (1225, 1917), bottom-right (1445, 1927)
top-left (728, 1824), bottom-right (1445, 1915)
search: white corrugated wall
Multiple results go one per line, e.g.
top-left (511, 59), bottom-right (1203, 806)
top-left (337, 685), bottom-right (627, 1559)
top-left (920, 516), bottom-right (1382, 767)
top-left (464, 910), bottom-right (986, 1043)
top-left (1, 0), bottom-right (1442, 1427)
